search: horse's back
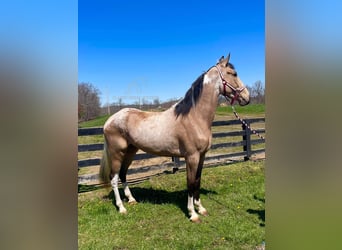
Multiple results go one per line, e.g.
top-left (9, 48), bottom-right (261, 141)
top-left (104, 108), bottom-right (136, 131)
top-left (104, 107), bottom-right (158, 138)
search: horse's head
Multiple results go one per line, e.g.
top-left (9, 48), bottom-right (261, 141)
top-left (215, 54), bottom-right (250, 106)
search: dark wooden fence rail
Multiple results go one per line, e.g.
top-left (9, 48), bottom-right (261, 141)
top-left (78, 118), bottom-right (265, 169)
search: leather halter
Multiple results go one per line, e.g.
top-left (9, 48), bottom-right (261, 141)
top-left (214, 65), bottom-right (246, 105)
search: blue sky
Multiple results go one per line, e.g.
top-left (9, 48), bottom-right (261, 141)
top-left (79, 0), bottom-right (265, 106)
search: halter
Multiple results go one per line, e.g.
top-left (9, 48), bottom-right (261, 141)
top-left (214, 65), bottom-right (246, 105)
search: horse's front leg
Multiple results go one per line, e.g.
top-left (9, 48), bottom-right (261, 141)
top-left (194, 154), bottom-right (208, 216)
top-left (194, 197), bottom-right (208, 216)
top-left (186, 153), bottom-right (207, 222)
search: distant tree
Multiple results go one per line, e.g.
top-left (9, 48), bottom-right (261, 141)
top-left (117, 98), bottom-right (124, 109)
top-left (78, 101), bottom-right (84, 120)
top-left (153, 98), bottom-right (160, 106)
top-left (249, 80), bottom-right (265, 104)
top-left (161, 98), bottom-right (179, 109)
top-left (142, 98), bottom-right (149, 105)
top-left (78, 82), bottom-right (101, 121)
top-left (246, 85), bottom-right (253, 99)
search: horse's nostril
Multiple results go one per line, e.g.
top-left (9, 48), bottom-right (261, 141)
top-left (240, 98), bottom-right (250, 106)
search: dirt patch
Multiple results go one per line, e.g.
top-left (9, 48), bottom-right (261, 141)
top-left (250, 152), bottom-right (265, 160)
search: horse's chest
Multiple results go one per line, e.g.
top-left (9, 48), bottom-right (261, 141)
top-left (187, 128), bottom-right (212, 153)
top-left (198, 134), bottom-right (212, 152)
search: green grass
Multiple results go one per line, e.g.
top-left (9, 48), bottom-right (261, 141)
top-left (78, 114), bottom-right (110, 128)
top-left (216, 104), bottom-right (265, 116)
top-left (78, 160), bottom-right (265, 249)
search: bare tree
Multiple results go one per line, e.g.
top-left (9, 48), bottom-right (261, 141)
top-left (78, 82), bottom-right (101, 121)
top-left (249, 80), bottom-right (265, 104)
top-left (117, 98), bottom-right (124, 109)
top-left (153, 98), bottom-right (160, 106)
top-left (78, 101), bottom-right (84, 120)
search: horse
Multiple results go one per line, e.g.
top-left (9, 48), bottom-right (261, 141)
top-left (99, 54), bottom-right (250, 222)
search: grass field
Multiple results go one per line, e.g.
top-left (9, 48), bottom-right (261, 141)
top-left (216, 104), bottom-right (265, 116)
top-left (78, 160), bottom-right (265, 249)
top-left (78, 114), bottom-right (111, 128)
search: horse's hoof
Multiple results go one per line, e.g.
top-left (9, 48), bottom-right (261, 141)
top-left (119, 207), bottom-right (127, 214)
top-left (199, 209), bottom-right (208, 216)
top-left (190, 215), bottom-right (201, 223)
top-left (191, 217), bottom-right (202, 223)
top-left (128, 200), bottom-right (138, 205)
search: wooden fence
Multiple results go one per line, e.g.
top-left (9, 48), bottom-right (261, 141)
top-left (78, 118), bottom-right (265, 184)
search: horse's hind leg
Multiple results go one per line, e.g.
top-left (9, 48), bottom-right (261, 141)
top-left (120, 145), bottom-right (138, 204)
top-left (110, 157), bottom-right (127, 214)
top-left (106, 134), bottom-right (130, 214)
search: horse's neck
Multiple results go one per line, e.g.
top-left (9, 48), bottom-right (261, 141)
top-left (190, 79), bottom-right (220, 128)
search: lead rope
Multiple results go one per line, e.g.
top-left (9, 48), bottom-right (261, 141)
top-left (227, 99), bottom-right (265, 140)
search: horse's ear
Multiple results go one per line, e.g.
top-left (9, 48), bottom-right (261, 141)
top-left (218, 56), bottom-right (224, 63)
top-left (226, 53), bottom-right (231, 65)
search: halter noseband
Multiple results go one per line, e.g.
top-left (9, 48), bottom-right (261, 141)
top-left (214, 65), bottom-right (246, 105)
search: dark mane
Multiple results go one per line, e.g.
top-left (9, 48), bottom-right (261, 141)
top-left (228, 62), bottom-right (235, 69)
top-left (174, 73), bottom-right (205, 116)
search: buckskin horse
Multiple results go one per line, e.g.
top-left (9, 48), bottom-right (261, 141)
top-left (99, 54), bottom-right (250, 222)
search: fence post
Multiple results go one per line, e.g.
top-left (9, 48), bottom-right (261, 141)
top-left (172, 157), bottom-right (180, 173)
top-left (242, 121), bottom-right (252, 161)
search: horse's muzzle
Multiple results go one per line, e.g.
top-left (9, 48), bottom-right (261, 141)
top-left (239, 97), bottom-right (250, 106)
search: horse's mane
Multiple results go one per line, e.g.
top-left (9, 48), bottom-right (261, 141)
top-left (174, 73), bottom-right (205, 116)
top-left (227, 62), bottom-right (235, 69)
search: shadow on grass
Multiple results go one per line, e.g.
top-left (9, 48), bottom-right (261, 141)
top-left (247, 195), bottom-right (265, 227)
top-left (78, 184), bottom-right (104, 193)
top-left (103, 187), bottom-right (217, 217)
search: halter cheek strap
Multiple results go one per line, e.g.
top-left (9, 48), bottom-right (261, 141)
top-left (229, 89), bottom-right (240, 105)
top-left (214, 66), bottom-right (245, 105)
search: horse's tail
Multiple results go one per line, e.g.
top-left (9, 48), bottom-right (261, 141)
top-left (99, 138), bottom-right (111, 183)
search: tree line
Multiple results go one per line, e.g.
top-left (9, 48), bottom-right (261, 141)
top-left (78, 83), bottom-right (101, 121)
top-left (78, 80), bottom-right (265, 121)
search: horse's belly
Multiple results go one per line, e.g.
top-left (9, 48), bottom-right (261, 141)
top-left (129, 128), bottom-right (181, 156)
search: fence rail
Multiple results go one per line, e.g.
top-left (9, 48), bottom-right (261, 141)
top-left (78, 118), bottom-right (265, 184)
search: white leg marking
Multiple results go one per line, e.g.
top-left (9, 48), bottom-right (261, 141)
top-left (123, 182), bottom-right (137, 204)
top-left (111, 174), bottom-right (127, 214)
top-left (188, 195), bottom-right (200, 222)
top-left (195, 198), bottom-right (208, 216)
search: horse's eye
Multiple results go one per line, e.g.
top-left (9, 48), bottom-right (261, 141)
top-left (227, 71), bottom-right (237, 77)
